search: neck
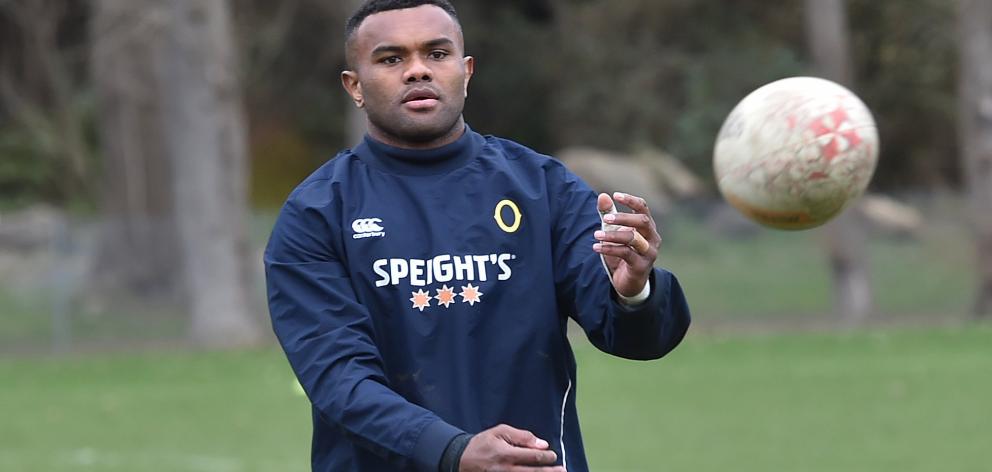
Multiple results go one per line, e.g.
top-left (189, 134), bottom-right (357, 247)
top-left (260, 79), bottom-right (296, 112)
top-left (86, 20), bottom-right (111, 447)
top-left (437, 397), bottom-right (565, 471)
top-left (354, 123), bottom-right (482, 176)
top-left (367, 117), bottom-right (466, 150)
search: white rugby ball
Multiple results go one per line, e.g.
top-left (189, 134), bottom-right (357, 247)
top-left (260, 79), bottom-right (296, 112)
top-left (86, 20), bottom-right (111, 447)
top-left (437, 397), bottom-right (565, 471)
top-left (713, 76), bottom-right (879, 230)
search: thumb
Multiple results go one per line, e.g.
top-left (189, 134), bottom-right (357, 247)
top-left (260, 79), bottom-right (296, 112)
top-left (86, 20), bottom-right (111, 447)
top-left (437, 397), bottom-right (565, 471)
top-left (597, 193), bottom-right (615, 215)
top-left (497, 425), bottom-right (550, 450)
top-left (598, 193), bottom-right (623, 233)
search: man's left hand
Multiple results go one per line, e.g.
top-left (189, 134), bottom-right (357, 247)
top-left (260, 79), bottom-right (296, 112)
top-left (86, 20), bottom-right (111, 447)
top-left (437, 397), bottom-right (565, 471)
top-left (593, 192), bottom-right (661, 298)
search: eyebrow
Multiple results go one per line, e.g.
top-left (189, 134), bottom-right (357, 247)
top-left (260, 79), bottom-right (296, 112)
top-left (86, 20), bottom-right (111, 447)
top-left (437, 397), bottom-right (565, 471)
top-left (370, 45), bottom-right (406, 56)
top-left (370, 37), bottom-right (456, 57)
top-left (423, 38), bottom-right (455, 49)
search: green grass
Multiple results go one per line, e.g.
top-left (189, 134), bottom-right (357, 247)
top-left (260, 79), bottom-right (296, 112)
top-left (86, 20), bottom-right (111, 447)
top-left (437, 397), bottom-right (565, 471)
top-left (0, 349), bottom-right (312, 472)
top-left (0, 287), bottom-right (188, 351)
top-left (867, 224), bottom-right (973, 315)
top-left (660, 211), bottom-right (973, 319)
top-left (661, 219), bottom-right (832, 317)
top-left (1, 206), bottom-right (976, 351)
top-left (0, 288), bottom-right (50, 342)
top-left (2, 325), bottom-right (989, 471)
top-left (577, 324), bottom-right (992, 472)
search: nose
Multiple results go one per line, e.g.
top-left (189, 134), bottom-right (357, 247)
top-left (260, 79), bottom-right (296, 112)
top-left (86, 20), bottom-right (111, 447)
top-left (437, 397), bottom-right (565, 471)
top-left (403, 56), bottom-right (433, 83)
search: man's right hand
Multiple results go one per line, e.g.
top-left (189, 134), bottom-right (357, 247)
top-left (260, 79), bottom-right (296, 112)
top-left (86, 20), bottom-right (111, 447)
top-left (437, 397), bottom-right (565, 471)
top-left (459, 424), bottom-right (565, 472)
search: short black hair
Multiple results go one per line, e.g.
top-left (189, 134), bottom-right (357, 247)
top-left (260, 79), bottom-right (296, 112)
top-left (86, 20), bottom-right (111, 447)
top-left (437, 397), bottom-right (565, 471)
top-left (345, 0), bottom-right (460, 43)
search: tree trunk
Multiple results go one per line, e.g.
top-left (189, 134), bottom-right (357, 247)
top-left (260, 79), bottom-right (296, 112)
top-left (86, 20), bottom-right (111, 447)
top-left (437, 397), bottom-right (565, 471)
top-left (957, 0), bottom-right (992, 317)
top-left (803, 0), bottom-right (874, 325)
top-left (91, 0), bottom-right (182, 302)
top-left (345, 0), bottom-right (368, 146)
top-left (347, 103), bottom-right (368, 147)
top-left (156, 0), bottom-right (261, 346)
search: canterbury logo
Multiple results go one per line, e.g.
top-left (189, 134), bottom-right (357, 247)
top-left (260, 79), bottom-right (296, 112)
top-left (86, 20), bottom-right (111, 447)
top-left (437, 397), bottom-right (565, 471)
top-left (352, 218), bottom-right (385, 239)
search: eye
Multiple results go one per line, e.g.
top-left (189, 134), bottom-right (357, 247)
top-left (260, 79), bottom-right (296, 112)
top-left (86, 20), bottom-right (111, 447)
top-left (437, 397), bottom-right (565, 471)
top-left (381, 56), bottom-right (401, 65)
top-left (429, 50), bottom-right (449, 60)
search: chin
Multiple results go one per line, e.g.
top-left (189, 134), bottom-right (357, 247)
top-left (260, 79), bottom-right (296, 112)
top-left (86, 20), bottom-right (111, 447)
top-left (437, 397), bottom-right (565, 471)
top-left (367, 106), bottom-right (463, 144)
top-left (394, 120), bottom-right (460, 143)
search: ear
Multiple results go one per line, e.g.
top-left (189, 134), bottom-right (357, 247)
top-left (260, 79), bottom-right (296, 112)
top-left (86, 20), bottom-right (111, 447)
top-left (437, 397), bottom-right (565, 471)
top-left (462, 56), bottom-right (475, 98)
top-left (341, 70), bottom-right (364, 108)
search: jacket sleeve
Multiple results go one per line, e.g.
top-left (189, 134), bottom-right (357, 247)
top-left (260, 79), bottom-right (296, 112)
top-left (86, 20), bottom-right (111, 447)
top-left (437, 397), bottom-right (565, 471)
top-left (549, 165), bottom-right (691, 360)
top-left (264, 193), bottom-right (462, 471)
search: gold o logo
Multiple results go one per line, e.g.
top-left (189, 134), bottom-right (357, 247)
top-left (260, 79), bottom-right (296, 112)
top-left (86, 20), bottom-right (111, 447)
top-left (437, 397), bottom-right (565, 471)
top-left (494, 199), bottom-right (522, 233)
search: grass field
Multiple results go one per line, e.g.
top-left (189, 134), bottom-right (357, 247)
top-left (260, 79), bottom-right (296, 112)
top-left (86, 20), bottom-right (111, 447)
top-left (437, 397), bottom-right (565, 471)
top-left (657, 206), bottom-right (974, 319)
top-left (2, 324), bottom-right (989, 472)
top-left (1, 202), bottom-right (976, 352)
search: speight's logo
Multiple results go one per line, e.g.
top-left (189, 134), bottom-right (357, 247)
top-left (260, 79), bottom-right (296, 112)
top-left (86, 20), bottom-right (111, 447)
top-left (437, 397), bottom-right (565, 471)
top-left (352, 218), bottom-right (385, 239)
top-left (373, 253), bottom-right (517, 311)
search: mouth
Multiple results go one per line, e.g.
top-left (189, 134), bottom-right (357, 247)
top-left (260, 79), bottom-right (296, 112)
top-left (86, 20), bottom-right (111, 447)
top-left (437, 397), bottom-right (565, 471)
top-left (402, 88), bottom-right (441, 106)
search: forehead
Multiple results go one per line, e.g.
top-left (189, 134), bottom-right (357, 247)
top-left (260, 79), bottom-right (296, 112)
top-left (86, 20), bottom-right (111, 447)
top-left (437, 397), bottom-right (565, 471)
top-left (354, 5), bottom-right (462, 53)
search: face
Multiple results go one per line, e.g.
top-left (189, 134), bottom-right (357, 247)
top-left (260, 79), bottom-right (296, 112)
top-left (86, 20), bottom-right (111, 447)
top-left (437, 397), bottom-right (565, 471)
top-left (342, 5), bottom-right (474, 148)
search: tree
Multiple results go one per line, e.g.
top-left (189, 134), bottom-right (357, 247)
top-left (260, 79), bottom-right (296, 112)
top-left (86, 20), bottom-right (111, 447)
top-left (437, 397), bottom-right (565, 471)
top-left (804, 0), bottom-right (874, 324)
top-left (344, 0), bottom-right (367, 146)
top-left (91, 0), bottom-right (182, 301)
top-left (957, 0), bottom-right (992, 317)
top-left (156, 0), bottom-right (262, 345)
top-left (91, 0), bottom-right (262, 346)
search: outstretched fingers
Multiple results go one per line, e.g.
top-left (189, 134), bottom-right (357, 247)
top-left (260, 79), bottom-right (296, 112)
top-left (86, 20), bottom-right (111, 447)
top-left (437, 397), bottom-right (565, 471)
top-left (596, 194), bottom-right (659, 264)
top-left (604, 193), bottom-right (658, 246)
top-left (593, 237), bottom-right (652, 274)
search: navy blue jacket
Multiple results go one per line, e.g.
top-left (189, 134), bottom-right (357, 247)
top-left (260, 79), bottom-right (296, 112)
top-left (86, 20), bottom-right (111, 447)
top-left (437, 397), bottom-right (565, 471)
top-left (264, 126), bottom-right (691, 471)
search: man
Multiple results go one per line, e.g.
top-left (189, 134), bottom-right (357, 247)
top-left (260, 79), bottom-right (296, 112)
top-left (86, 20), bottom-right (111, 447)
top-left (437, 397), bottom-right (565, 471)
top-left (264, 1), bottom-right (691, 470)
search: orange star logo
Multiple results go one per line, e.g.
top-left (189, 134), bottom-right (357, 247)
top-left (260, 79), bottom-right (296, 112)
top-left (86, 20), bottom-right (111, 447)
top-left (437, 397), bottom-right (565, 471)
top-left (410, 289), bottom-right (431, 312)
top-left (435, 285), bottom-right (456, 308)
top-left (459, 283), bottom-right (483, 306)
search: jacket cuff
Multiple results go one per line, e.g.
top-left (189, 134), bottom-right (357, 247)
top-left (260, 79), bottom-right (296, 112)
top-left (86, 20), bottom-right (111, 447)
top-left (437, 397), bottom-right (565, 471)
top-left (612, 270), bottom-right (661, 315)
top-left (616, 279), bottom-right (651, 305)
top-left (439, 433), bottom-right (474, 472)
top-left (411, 419), bottom-right (465, 472)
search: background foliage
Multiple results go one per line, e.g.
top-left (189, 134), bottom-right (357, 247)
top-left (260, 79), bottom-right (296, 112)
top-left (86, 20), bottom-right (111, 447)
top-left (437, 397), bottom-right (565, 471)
top-left (0, 0), bottom-right (963, 209)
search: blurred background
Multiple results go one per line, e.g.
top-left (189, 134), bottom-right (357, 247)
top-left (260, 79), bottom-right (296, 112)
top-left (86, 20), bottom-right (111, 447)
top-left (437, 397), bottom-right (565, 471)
top-left (1, 0), bottom-right (989, 471)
